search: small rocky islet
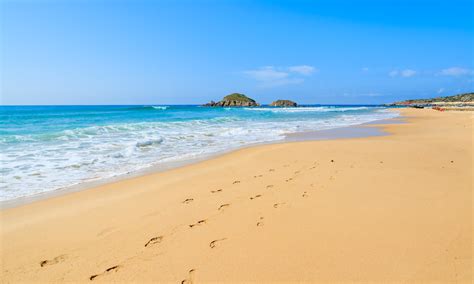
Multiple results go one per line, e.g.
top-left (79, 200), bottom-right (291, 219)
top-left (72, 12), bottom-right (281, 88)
top-left (203, 93), bottom-right (297, 107)
top-left (269, 100), bottom-right (297, 107)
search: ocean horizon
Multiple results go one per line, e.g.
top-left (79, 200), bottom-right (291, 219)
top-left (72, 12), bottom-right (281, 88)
top-left (0, 104), bottom-right (398, 202)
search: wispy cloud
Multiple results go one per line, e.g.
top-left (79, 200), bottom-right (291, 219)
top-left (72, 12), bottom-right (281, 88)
top-left (389, 70), bottom-right (399, 77)
top-left (389, 69), bottom-right (417, 77)
top-left (343, 92), bottom-right (384, 97)
top-left (437, 88), bottom-right (445, 94)
top-left (244, 65), bottom-right (317, 87)
top-left (288, 65), bottom-right (317, 75)
top-left (401, 69), bottom-right (417, 77)
top-left (243, 66), bottom-right (288, 81)
top-left (439, 67), bottom-right (473, 76)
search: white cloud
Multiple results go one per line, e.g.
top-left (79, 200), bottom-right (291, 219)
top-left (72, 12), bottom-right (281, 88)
top-left (244, 65), bottom-right (317, 88)
top-left (389, 70), bottom-right (399, 77)
top-left (244, 66), bottom-right (289, 81)
top-left (288, 65), bottom-right (317, 75)
top-left (259, 78), bottom-right (304, 88)
top-left (439, 67), bottom-right (473, 76)
top-left (389, 69), bottom-right (416, 77)
top-left (437, 88), bottom-right (445, 94)
top-left (400, 69), bottom-right (417, 77)
top-left (343, 92), bottom-right (383, 97)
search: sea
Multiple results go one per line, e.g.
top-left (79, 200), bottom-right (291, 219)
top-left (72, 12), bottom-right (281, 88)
top-left (0, 105), bottom-right (398, 202)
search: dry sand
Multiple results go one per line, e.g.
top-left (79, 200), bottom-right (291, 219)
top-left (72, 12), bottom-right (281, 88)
top-left (1, 108), bottom-right (472, 283)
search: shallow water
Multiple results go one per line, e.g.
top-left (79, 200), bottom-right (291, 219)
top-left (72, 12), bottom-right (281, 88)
top-left (0, 105), bottom-right (398, 201)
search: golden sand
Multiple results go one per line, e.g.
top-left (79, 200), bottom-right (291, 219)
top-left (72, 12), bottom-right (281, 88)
top-left (1, 108), bottom-right (472, 283)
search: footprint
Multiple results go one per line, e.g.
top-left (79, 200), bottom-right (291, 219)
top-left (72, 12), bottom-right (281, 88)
top-left (266, 185), bottom-right (274, 189)
top-left (257, 217), bottom-right (264, 227)
top-left (97, 227), bottom-right (115, 237)
top-left (189, 219), bottom-right (207, 228)
top-left (283, 164), bottom-right (289, 168)
top-left (250, 194), bottom-right (262, 200)
top-left (309, 166), bottom-right (316, 170)
top-left (90, 265), bottom-right (120, 281)
top-left (302, 191), bottom-right (308, 198)
top-left (144, 236), bottom-right (163, 247)
top-left (182, 198), bottom-right (194, 204)
top-left (294, 171), bottom-right (300, 174)
top-left (285, 178), bottom-right (293, 182)
top-left (232, 180), bottom-right (240, 184)
top-left (273, 202), bottom-right (285, 208)
top-left (253, 174), bottom-right (263, 178)
top-left (40, 255), bottom-right (67, 267)
top-left (209, 238), bottom-right (227, 248)
top-left (211, 189), bottom-right (222, 193)
top-left (181, 269), bottom-right (195, 284)
top-left (268, 168), bottom-right (275, 172)
top-left (330, 160), bottom-right (335, 163)
top-left (218, 204), bottom-right (230, 211)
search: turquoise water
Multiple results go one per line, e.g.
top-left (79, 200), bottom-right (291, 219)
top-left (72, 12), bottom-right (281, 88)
top-left (0, 105), bottom-right (397, 201)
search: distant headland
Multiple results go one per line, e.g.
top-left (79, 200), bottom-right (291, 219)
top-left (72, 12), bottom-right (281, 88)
top-left (388, 92), bottom-right (474, 111)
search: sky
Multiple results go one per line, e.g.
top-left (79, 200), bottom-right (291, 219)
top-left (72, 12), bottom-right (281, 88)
top-left (1, 0), bottom-right (473, 105)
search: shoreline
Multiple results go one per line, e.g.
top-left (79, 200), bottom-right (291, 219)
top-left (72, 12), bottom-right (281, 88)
top-left (0, 113), bottom-right (402, 209)
top-left (1, 108), bottom-right (471, 283)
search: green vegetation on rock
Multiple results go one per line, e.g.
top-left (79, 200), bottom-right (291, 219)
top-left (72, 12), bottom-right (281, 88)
top-left (203, 93), bottom-right (259, 107)
top-left (391, 92), bottom-right (474, 105)
top-left (222, 93), bottom-right (256, 103)
top-left (270, 100), bottom-right (297, 107)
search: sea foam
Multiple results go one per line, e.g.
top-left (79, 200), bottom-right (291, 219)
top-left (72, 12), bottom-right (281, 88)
top-left (0, 105), bottom-right (398, 201)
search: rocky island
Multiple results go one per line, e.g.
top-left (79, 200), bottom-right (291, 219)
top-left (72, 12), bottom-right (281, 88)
top-left (270, 100), bottom-right (297, 107)
top-left (203, 93), bottom-right (259, 107)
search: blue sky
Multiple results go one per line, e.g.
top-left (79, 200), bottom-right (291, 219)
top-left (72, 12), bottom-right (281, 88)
top-left (1, 0), bottom-right (473, 105)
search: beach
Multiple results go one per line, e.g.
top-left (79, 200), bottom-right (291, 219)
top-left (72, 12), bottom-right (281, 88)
top-left (0, 108), bottom-right (472, 282)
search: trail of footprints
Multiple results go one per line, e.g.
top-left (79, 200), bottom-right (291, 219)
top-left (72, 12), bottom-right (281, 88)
top-left (218, 203), bottom-right (230, 211)
top-left (189, 219), bottom-right (207, 228)
top-left (209, 238), bottom-right (227, 248)
top-left (181, 269), bottom-right (195, 284)
top-left (39, 161), bottom-right (333, 281)
top-left (250, 194), bottom-right (262, 200)
top-left (273, 202), bottom-right (285, 208)
top-left (40, 255), bottom-right (67, 267)
top-left (90, 265), bottom-right (120, 281)
top-left (144, 236), bottom-right (163, 247)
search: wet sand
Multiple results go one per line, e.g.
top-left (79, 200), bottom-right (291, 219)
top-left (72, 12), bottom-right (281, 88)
top-left (0, 108), bottom-right (472, 283)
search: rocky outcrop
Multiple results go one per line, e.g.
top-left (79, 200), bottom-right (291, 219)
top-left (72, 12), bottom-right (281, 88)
top-left (387, 92), bottom-right (474, 106)
top-left (270, 100), bottom-right (297, 107)
top-left (203, 93), bottom-right (259, 107)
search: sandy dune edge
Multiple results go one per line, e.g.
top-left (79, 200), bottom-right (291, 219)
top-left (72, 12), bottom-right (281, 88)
top-left (1, 109), bottom-right (472, 283)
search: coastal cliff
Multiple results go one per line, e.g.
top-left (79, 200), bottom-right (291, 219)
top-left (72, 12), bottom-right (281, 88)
top-left (387, 92), bottom-right (474, 111)
top-left (270, 100), bottom-right (297, 107)
top-left (203, 93), bottom-right (259, 107)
